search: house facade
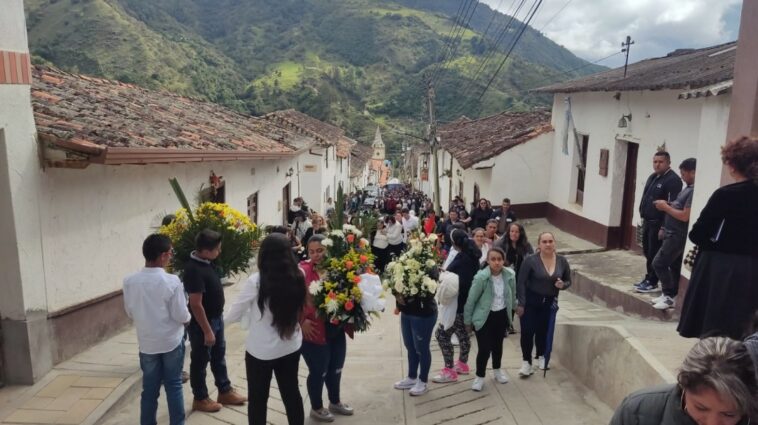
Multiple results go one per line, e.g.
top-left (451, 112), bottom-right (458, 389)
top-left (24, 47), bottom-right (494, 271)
top-left (0, 24), bottom-right (325, 382)
top-left (423, 111), bottom-right (554, 214)
top-left (265, 109), bottom-right (353, 214)
top-left (537, 43), bottom-right (735, 250)
top-left (349, 142), bottom-right (372, 192)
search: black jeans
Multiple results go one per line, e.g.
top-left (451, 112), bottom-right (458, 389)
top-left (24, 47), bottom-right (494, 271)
top-left (642, 220), bottom-right (663, 285)
top-left (652, 231), bottom-right (686, 297)
top-left (371, 246), bottom-right (389, 275)
top-left (474, 309), bottom-right (509, 377)
top-left (519, 291), bottom-right (555, 363)
top-left (245, 350), bottom-right (304, 425)
top-left (188, 317), bottom-right (232, 400)
top-left (301, 326), bottom-right (346, 410)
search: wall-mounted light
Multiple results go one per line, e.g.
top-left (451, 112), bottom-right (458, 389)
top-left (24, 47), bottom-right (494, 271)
top-left (285, 167), bottom-right (294, 177)
top-left (618, 113), bottom-right (632, 128)
top-left (456, 169), bottom-right (462, 177)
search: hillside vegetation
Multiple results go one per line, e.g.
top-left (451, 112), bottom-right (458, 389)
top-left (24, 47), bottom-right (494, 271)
top-left (25, 0), bottom-right (604, 158)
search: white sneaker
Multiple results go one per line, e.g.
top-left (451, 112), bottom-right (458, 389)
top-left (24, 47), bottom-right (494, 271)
top-left (471, 376), bottom-right (485, 391)
top-left (493, 369), bottom-right (510, 384)
top-left (651, 294), bottom-right (666, 304)
top-left (518, 361), bottom-right (533, 377)
top-left (409, 380), bottom-right (428, 396)
top-left (394, 377), bottom-right (417, 390)
top-left (451, 333), bottom-right (460, 346)
top-left (537, 356), bottom-right (546, 371)
top-left (653, 295), bottom-right (675, 310)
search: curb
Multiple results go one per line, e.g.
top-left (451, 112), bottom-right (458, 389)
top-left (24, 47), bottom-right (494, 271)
top-left (89, 373), bottom-right (142, 425)
top-left (568, 269), bottom-right (678, 322)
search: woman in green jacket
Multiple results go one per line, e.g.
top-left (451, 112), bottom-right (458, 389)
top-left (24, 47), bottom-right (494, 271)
top-left (463, 247), bottom-right (517, 392)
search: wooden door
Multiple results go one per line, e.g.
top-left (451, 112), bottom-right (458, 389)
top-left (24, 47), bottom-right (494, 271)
top-left (247, 192), bottom-right (258, 224)
top-left (282, 183), bottom-right (291, 225)
top-left (620, 143), bottom-right (639, 249)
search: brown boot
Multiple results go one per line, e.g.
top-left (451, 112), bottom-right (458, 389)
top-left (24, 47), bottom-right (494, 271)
top-left (217, 389), bottom-right (247, 405)
top-left (192, 398), bottom-right (222, 412)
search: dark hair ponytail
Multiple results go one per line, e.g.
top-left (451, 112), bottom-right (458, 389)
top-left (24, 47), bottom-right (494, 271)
top-left (257, 233), bottom-right (306, 339)
top-left (451, 229), bottom-right (482, 262)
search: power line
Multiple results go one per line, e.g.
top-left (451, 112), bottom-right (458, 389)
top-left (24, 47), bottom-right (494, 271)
top-left (431, 1), bottom-right (481, 85)
top-left (429, 0), bottom-right (470, 81)
top-left (537, 0), bottom-right (573, 32)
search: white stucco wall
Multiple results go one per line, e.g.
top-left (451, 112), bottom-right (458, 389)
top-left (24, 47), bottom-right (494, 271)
top-left (37, 158), bottom-right (296, 312)
top-left (463, 132), bottom-right (554, 206)
top-left (0, 0), bottom-right (47, 320)
top-left (547, 90), bottom-right (728, 229)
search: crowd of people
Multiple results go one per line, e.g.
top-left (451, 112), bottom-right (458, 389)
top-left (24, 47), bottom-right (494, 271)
top-left (122, 135), bottom-right (757, 425)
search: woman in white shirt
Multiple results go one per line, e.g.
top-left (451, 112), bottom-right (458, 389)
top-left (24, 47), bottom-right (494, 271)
top-left (372, 219), bottom-right (390, 274)
top-left (472, 227), bottom-right (490, 266)
top-left (385, 215), bottom-right (404, 260)
top-left (226, 233), bottom-right (307, 425)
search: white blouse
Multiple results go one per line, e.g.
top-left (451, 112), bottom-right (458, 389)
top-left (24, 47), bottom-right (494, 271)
top-left (226, 273), bottom-right (302, 360)
top-left (491, 274), bottom-right (506, 312)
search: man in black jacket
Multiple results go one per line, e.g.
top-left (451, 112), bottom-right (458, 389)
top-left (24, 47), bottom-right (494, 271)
top-left (635, 151), bottom-right (683, 293)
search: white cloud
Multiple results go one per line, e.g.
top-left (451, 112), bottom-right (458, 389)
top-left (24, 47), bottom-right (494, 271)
top-left (481, 0), bottom-right (742, 67)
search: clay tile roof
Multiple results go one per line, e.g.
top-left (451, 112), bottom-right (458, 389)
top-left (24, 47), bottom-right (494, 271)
top-left (31, 66), bottom-right (314, 165)
top-left (438, 110), bottom-right (553, 169)
top-left (536, 41), bottom-right (736, 93)
top-left (265, 109), bottom-right (344, 145)
top-left (350, 143), bottom-right (373, 177)
top-left (336, 136), bottom-right (356, 158)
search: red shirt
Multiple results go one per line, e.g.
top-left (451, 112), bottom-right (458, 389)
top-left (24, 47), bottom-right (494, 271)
top-left (299, 260), bottom-right (327, 345)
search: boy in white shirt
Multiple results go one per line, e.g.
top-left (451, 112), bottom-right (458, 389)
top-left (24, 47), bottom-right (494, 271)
top-left (123, 234), bottom-right (191, 425)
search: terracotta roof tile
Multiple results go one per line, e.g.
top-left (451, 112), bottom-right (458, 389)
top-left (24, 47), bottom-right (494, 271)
top-left (350, 143), bottom-right (373, 177)
top-left (537, 41), bottom-right (736, 93)
top-left (32, 66), bottom-right (316, 164)
top-left (336, 136), bottom-right (355, 158)
top-left (438, 110), bottom-right (552, 169)
top-left (265, 109), bottom-right (344, 145)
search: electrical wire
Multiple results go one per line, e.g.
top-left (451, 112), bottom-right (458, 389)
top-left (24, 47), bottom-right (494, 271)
top-left (430, 1), bottom-right (481, 85)
top-left (537, 0), bottom-right (573, 32)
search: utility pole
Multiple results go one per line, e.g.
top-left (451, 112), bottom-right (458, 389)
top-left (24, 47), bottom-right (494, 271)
top-left (622, 35), bottom-right (634, 78)
top-left (426, 77), bottom-right (442, 215)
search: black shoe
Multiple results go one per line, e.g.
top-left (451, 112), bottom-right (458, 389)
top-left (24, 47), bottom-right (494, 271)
top-left (634, 279), bottom-right (649, 289)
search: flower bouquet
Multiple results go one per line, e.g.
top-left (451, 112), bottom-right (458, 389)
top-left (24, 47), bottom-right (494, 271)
top-left (159, 202), bottom-right (258, 278)
top-left (309, 224), bottom-right (384, 332)
top-left (384, 233), bottom-right (441, 299)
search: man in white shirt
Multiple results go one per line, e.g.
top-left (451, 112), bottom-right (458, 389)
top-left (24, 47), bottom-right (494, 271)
top-left (401, 207), bottom-right (419, 242)
top-left (123, 234), bottom-right (191, 425)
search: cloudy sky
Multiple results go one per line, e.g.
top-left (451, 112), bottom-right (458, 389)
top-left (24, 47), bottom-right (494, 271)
top-left (480, 0), bottom-right (743, 68)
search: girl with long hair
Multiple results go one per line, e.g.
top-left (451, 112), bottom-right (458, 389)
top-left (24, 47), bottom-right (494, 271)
top-left (494, 222), bottom-right (534, 278)
top-left (227, 233), bottom-right (306, 425)
top-left (471, 227), bottom-right (490, 266)
top-left (432, 229), bottom-right (482, 383)
top-left (464, 247), bottom-right (517, 391)
top-left (516, 232), bottom-right (570, 377)
top-left (299, 235), bottom-right (353, 423)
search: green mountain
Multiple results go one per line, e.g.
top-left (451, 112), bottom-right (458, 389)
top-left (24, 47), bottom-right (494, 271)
top-left (24, 0), bottom-right (604, 158)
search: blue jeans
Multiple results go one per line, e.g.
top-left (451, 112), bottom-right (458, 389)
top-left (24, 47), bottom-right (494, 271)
top-left (400, 312), bottom-right (437, 382)
top-left (139, 343), bottom-right (185, 425)
top-left (188, 317), bottom-right (232, 400)
top-left (301, 325), bottom-right (346, 410)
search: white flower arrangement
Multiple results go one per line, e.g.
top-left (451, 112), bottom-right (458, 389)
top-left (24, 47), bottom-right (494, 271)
top-left (308, 280), bottom-right (323, 296)
top-left (321, 238), bottom-right (334, 247)
top-left (383, 233), bottom-right (441, 300)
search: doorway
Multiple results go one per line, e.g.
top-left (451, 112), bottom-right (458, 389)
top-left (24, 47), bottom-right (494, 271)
top-left (282, 183), bottom-right (291, 225)
top-left (247, 191), bottom-right (258, 224)
top-left (473, 184), bottom-right (480, 204)
top-left (620, 142), bottom-right (639, 249)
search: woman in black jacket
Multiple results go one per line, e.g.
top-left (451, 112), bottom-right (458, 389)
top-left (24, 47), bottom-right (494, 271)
top-left (610, 337), bottom-right (757, 425)
top-left (677, 136), bottom-right (758, 340)
top-left (470, 199), bottom-right (493, 230)
top-left (431, 229), bottom-right (482, 383)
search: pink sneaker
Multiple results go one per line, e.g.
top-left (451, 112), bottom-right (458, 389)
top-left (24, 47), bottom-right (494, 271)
top-left (431, 367), bottom-right (458, 383)
top-left (454, 361), bottom-right (470, 375)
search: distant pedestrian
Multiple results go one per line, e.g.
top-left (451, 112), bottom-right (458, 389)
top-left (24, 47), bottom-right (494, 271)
top-left (678, 136), bottom-right (758, 340)
top-left (226, 233), bottom-right (306, 425)
top-left (648, 158), bottom-right (696, 309)
top-left (385, 215), bottom-right (404, 260)
top-left (471, 199), bottom-right (493, 230)
top-left (464, 248), bottom-right (517, 391)
top-left (492, 198), bottom-right (517, 236)
top-left (124, 234), bottom-right (191, 425)
top-left (516, 232), bottom-right (571, 377)
top-left (635, 151), bottom-right (683, 294)
top-left (184, 229), bottom-right (247, 412)
top-left (372, 219), bottom-right (390, 274)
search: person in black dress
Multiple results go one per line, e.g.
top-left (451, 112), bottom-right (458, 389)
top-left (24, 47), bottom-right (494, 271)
top-left (678, 136), bottom-right (758, 340)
